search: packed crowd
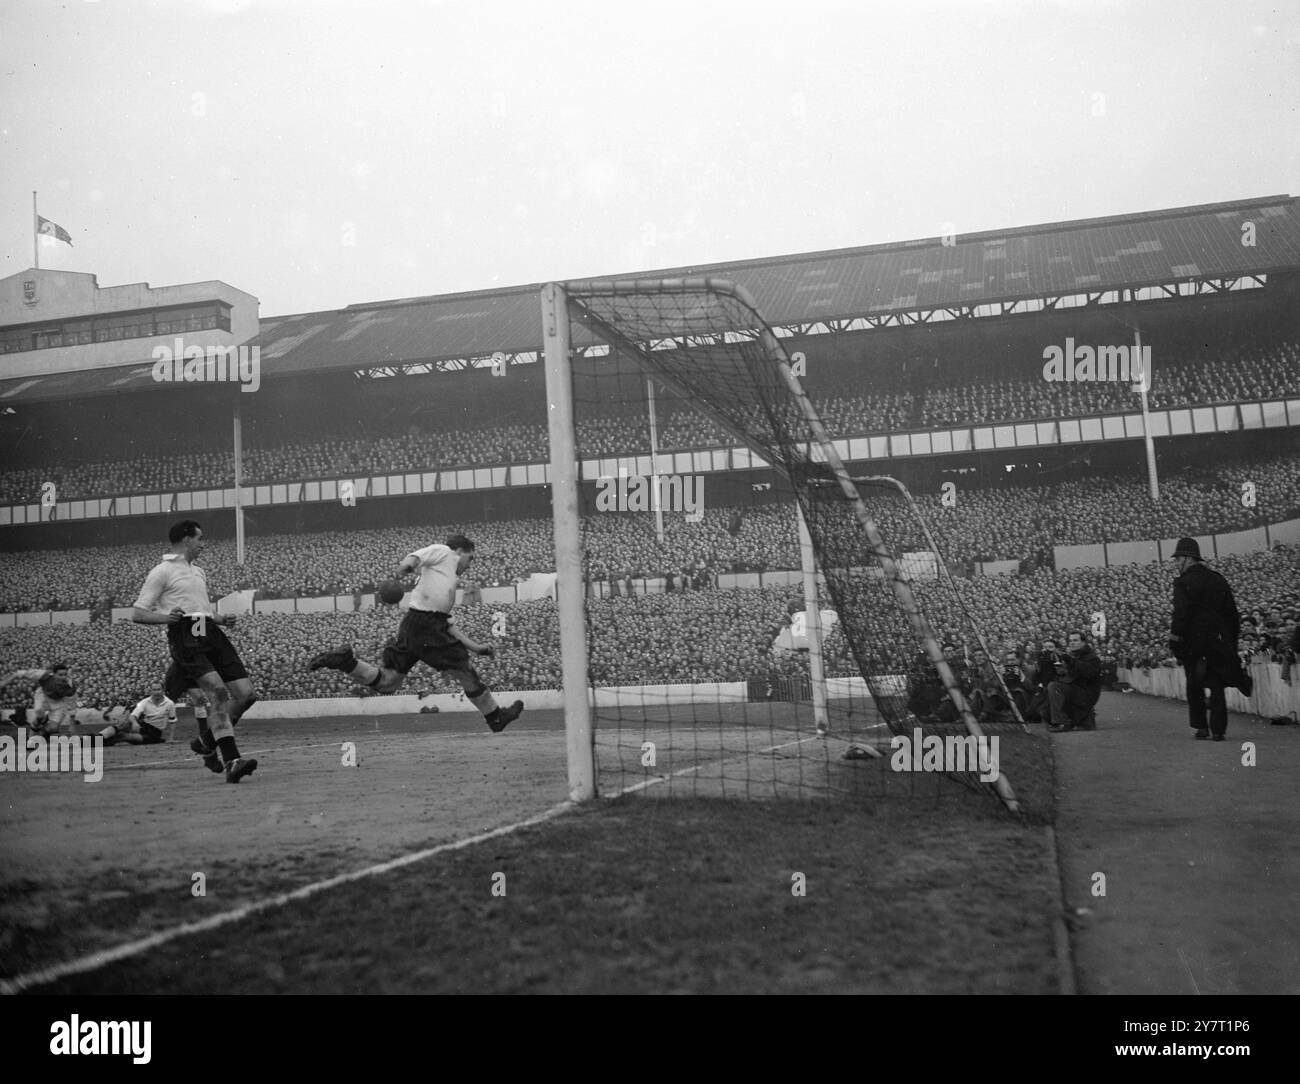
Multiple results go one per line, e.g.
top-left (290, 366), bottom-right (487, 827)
top-left (3, 446), bottom-right (1298, 614)
top-left (840, 547), bottom-right (1300, 675)
top-left (3, 546), bottom-right (1295, 712)
top-left (3, 338), bottom-right (1296, 504)
top-left (919, 339), bottom-right (1300, 426)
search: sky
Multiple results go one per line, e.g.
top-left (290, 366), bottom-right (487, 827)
top-left (1, 0), bottom-right (1297, 318)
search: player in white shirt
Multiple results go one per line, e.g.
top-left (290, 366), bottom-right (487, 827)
top-left (309, 533), bottom-right (524, 732)
top-left (99, 690), bottom-right (177, 746)
top-left (133, 519), bottom-right (260, 782)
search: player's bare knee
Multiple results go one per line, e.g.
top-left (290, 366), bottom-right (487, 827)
top-left (377, 672), bottom-right (403, 694)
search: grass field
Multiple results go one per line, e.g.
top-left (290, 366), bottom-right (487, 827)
top-left (1, 703), bottom-right (1061, 994)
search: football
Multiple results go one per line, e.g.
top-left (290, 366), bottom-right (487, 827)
top-left (377, 579), bottom-right (405, 605)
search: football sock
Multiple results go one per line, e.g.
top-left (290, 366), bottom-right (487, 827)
top-left (218, 737), bottom-right (239, 763)
top-left (348, 661), bottom-right (381, 685)
top-left (196, 710), bottom-right (216, 749)
top-left (469, 688), bottom-right (499, 716)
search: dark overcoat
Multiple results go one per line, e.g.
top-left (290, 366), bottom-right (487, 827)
top-left (1171, 561), bottom-right (1240, 681)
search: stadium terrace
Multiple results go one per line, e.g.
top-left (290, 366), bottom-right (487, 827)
top-left (595, 472), bottom-right (704, 522)
top-left (1042, 339), bottom-right (1151, 390)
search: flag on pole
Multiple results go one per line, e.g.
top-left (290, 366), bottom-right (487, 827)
top-left (36, 215), bottom-right (72, 246)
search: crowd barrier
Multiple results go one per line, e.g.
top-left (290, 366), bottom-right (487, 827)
top-left (1118, 661), bottom-right (1300, 720)
top-left (1056, 517), bottom-right (1299, 570)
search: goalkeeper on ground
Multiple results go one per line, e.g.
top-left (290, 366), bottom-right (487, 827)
top-left (1, 662), bottom-right (78, 736)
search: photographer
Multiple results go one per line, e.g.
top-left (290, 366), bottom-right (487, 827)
top-left (970, 648), bottom-right (1031, 723)
top-left (999, 648), bottom-right (1035, 722)
top-left (906, 642), bottom-right (964, 723)
top-left (1047, 630), bottom-right (1103, 733)
top-left (1023, 638), bottom-right (1060, 724)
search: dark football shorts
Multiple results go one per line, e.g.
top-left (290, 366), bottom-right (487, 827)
top-left (164, 662), bottom-right (189, 701)
top-left (382, 609), bottom-right (472, 675)
top-left (137, 721), bottom-right (166, 745)
top-left (166, 622), bottom-right (249, 689)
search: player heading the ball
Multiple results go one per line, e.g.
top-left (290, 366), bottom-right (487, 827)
top-left (308, 533), bottom-right (523, 733)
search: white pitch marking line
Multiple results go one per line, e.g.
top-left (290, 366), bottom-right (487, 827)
top-left (0, 799), bottom-right (576, 995)
top-left (1176, 947), bottom-right (1202, 995)
top-left (604, 734), bottom-right (822, 797)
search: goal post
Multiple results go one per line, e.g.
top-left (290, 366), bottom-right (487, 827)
top-left (542, 277), bottom-right (1020, 812)
top-left (796, 504), bottom-right (829, 735)
top-left (540, 282), bottom-right (595, 802)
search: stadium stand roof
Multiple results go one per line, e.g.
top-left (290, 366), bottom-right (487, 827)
top-left (3, 194), bottom-right (1299, 405)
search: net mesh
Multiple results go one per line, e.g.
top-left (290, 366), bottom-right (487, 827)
top-left (563, 280), bottom-right (1021, 809)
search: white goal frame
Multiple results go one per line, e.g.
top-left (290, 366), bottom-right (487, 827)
top-left (541, 283), bottom-right (595, 802)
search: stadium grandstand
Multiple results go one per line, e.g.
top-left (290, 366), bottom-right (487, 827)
top-left (1, 194), bottom-right (1298, 718)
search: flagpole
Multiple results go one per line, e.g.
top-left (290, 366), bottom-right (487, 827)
top-left (33, 191), bottom-right (39, 270)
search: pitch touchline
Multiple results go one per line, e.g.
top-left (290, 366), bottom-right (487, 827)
top-left (0, 800), bottom-right (576, 995)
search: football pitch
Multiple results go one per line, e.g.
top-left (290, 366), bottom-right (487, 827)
top-left (0, 704), bottom-right (1060, 994)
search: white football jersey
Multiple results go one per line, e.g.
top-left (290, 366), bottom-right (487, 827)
top-left (132, 696), bottom-right (177, 729)
top-left (406, 544), bottom-right (460, 614)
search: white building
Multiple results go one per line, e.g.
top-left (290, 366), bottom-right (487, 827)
top-left (0, 269), bottom-right (258, 379)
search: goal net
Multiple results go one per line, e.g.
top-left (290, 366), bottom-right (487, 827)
top-left (541, 278), bottom-right (1021, 811)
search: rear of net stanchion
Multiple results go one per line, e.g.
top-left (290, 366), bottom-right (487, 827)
top-left (543, 279), bottom-right (1020, 811)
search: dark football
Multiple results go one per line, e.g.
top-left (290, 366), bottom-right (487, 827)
top-left (378, 580), bottom-right (405, 605)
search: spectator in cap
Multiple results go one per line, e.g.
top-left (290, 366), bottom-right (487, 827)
top-left (1168, 537), bottom-right (1250, 742)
